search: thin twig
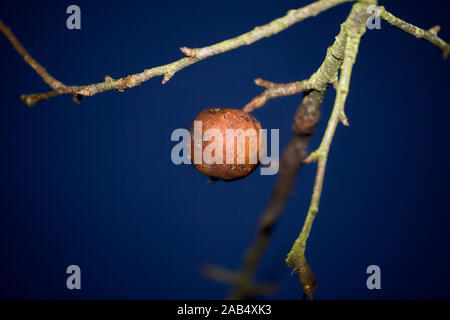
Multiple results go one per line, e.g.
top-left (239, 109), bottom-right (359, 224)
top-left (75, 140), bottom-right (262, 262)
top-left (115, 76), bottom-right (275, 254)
top-left (379, 6), bottom-right (450, 59)
top-left (0, 20), bottom-right (65, 91)
top-left (179, 0), bottom-right (360, 59)
top-left (242, 78), bottom-right (310, 113)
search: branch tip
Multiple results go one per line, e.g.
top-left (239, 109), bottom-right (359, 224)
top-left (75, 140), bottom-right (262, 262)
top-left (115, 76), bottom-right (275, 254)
top-left (72, 94), bottom-right (83, 104)
top-left (332, 80), bottom-right (339, 90)
top-left (20, 94), bottom-right (36, 107)
top-left (340, 112), bottom-right (349, 126)
top-left (180, 46), bottom-right (197, 57)
top-left (295, 258), bottom-right (317, 300)
top-left (303, 150), bottom-right (321, 163)
top-left (254, 78), bottom-right (274, 88)
top-left (429, 25), bottom-right (441, 35)
top-left (162, 73), bottom-right (172, 84)
top-left (380, 8), bottom-right (450, 58)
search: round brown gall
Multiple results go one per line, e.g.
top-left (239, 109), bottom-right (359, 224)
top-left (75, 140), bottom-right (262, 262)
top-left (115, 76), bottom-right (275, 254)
top-left (189, 108), bottom-right (264, 181)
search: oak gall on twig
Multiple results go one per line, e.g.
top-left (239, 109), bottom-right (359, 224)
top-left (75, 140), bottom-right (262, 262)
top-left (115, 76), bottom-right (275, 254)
top-left (189, 108), bottom-right (264, 181)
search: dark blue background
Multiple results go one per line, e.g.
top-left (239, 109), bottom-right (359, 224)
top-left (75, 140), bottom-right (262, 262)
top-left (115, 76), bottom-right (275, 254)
top-left (1, 0), bottom-right (449, 299)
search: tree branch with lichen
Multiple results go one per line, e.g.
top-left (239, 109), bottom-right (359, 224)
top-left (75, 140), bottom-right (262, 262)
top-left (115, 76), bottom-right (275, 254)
top-left (242, 78), bottom-right (311, 113)
top-left (286, 1), bottom-right (370, 299)
top-left (379, 6), bottom-right (450, 59)
top-left (283, 4), bottom-right (450, 299)
top-left (0, 0), bottom-right (362, 107)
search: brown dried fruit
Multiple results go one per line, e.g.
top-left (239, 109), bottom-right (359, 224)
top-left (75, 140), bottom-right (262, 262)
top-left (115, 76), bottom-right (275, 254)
top-left (189, 108), bottom-right (264, 181)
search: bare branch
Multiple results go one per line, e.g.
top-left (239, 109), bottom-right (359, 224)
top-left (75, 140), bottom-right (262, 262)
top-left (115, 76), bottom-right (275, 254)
top-left (379, 6), bottom-right (450, 58)
top-left (179, 0), bottom-right (357, 59)
top-left (0, 0), bottom-right (362, 106)
top-left (285, 2), bottom-right (370, 299)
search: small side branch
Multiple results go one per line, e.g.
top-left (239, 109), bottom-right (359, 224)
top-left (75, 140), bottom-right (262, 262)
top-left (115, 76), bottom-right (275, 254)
top-left (379, 6), bottom-right (450, 59)
top-left (242, 78), bottom-right (310, 113)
